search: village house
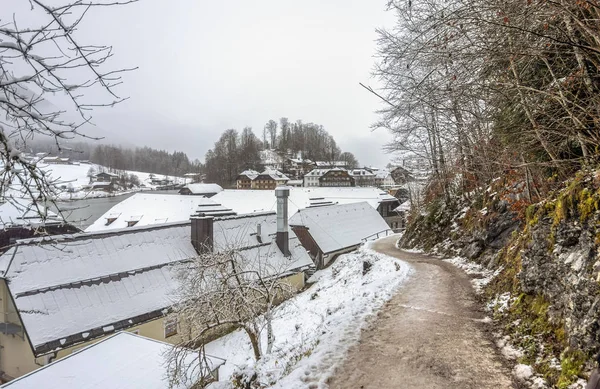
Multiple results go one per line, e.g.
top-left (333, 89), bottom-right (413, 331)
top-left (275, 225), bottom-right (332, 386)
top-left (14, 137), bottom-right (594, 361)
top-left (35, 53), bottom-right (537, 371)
top-left (290, 202), bottom-right (391, 269)
top-left (303, 169), bottom-right (327, 187)
top-left (0, 332), bottom-right (225, 389)
top-left (252, 169), bottom-right (289, 190)
top-left (349, 168), bottom-right (376, 187)
top-left (183, 172), bottom-right (204, 183)
top-left (319, 168), bottom-right (355, 187)
top-left (235, 170), bottom-right (260, 189)
top-left (260, 149), bottom-right (284, 171)
top-left (40, 156), bottom-right (71, 165)
top-left (178, 183), bottom-right (223, 197)
top-left (94, 171), bottom-right (119, 183)
top-left (0, 191), bottom-right (312, 382)
top-left (287, 154), bottom-right (315, 178)
top-left (390, 166), bottom-right (414, 186)
top-left (374, 170), bottom-right (396, 188)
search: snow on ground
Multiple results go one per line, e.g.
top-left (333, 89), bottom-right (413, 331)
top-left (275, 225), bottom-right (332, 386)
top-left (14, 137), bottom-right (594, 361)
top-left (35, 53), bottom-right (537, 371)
top-left (204, 244), bottom-right (413, 388)
top-left (41, 162), bottom-right (187, 194)
top-left (444, 256), bottom-right (502, 293)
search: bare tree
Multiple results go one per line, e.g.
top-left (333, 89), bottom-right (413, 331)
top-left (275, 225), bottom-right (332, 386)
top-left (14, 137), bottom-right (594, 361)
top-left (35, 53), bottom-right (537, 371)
top-left (168, 245), bottom-right (296, 385)
top-left (339, 151), bottom-right (359, 169)
top-left (0, 0), bottom-right (135, 216)
top-left (371, 0), bottom-right (600, 211)
top-left (265, 119), bottom-right (277, 149)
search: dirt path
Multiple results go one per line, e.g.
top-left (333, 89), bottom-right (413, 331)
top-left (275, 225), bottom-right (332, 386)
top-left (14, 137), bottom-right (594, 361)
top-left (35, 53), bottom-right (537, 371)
top-left (328, 236), bottom-right (515, 389)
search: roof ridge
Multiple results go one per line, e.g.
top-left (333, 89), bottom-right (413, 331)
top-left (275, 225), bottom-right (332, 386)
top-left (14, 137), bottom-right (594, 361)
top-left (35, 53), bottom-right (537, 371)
top-left (214, 211), bottom-right (275, 221)
top-left (14, 220), bottom-right (192, 246)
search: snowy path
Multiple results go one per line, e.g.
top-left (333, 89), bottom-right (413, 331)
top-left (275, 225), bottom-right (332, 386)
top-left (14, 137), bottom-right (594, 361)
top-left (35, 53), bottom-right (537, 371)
top-left (328, 236), bottom-right (515, 389)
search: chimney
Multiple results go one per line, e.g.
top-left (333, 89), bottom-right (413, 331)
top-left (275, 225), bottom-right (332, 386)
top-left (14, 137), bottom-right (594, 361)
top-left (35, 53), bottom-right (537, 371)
top-left (256, 223), bottom-right (262, 244)
top-left (190, 216), bottom-right (214, 253)
top-left (275, 187), bottom-right (290, 256)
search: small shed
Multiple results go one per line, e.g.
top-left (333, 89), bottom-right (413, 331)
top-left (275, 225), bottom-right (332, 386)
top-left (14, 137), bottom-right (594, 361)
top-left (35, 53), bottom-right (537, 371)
top-left (179, 183), bottom-right (224, 197)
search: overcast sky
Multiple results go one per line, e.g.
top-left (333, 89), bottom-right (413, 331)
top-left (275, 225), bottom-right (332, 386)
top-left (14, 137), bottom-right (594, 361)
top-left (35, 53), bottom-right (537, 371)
top-left (6, 1), bottom-right (397, 167)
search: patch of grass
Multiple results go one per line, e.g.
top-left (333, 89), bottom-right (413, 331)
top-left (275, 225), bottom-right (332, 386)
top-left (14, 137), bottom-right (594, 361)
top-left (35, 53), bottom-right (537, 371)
top-left (557, 350), bottom-right (587, 389)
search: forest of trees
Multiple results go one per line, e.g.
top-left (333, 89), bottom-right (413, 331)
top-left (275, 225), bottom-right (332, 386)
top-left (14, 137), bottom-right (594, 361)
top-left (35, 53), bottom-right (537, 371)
top-left (259, 117), bottom-right (342, 161)
top-left (204, 118), bottom-right (358, 185)
top-left (27, 139), bottom-right (202, 177)
top-left (374, 0), bottom-right (600, 207)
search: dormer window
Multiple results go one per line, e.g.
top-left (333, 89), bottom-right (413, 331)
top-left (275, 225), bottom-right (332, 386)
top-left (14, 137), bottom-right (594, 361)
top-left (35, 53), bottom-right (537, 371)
top-left (105, 217), bottom-right (117, 226)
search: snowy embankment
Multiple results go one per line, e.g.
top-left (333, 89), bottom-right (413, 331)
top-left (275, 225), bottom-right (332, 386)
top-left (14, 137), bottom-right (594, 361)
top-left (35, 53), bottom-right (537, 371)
top-left (205, 243), bottom-right (412, 388)
top-left (39, 163), bottom-right (187, 200)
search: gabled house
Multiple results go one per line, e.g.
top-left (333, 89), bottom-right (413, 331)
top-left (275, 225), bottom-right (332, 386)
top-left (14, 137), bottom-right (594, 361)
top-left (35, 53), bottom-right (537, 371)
top-left (0, 190), bottom-right (312, 382)
top-left (290, 202), bottom-right (391, 269)
top-left (40, 157), bottom-right (70, 165)
top-left (178, 183), bottom-right (223, 197)
top-left (287, 154), bottom-right (314, 178)
top-left (303, 169), bottom-right (328, 187)
top-left (319, 168), bottom-right (354, 187)
top-left (236, 170), bottom-right (260, 189)
top-left (390, 166), bottom-right (414, 185)
top-left (0, 332), bottom-right (225, 389)
top-left (252, 169), bottom-right (289, 190)
top-left (260, 149), bottom-right (284, 171)
top-left (94, 172), bottom-right (119, 183)
top-left (349, 169), bottom-right (376, 187)
top-left (374, 170), bottom-right (396, 188)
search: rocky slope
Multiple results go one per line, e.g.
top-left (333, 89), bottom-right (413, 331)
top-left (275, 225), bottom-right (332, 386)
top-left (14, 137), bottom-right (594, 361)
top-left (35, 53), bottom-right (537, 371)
top-left (400, 171), bottom-right (600, 388)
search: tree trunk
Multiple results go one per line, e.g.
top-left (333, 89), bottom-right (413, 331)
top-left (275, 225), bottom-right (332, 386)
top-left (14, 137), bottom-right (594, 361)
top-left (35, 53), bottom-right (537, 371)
top-left (266, 305), bottom-right (275, 354)
top-left (243, 326), bottom-right (262, 361)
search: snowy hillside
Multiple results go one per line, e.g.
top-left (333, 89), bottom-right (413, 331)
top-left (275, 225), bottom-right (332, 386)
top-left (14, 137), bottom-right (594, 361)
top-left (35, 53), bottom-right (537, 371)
top-left (39, 162), bottom-right (188, 199)
top-left (205, 242), bottom-right (412, 388)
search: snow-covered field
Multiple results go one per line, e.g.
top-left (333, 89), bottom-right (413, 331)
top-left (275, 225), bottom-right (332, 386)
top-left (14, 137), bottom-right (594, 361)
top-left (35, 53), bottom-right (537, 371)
top-left (205, 243), bottom-right (412, 388)
top-left (38, 162), bottom-right (187, 199)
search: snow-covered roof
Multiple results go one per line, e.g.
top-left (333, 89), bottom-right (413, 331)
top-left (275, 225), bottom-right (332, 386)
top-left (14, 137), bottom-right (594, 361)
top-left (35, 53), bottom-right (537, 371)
top-left (257, 169), bottom-right (289, 181)
top-left (394, 200), bottom-right (411, 212)
top-left (182, 183), bottom-right (223, 195)
top-left (374, 170), bottom-right (392, 179)
top-left (289, 202), bottom-right (390, 254)
top-left (305, 169), bottom-right (329, 177)
top-left (349, 169), bottom-right (376, 177)
top-left (237, 169), bottom-right (260, 180)
top-left (0, 198), bottom-right (62, 229)
top-left (0, 332), bottom-right (225, 389)
top-left (85, 193), bottom-right (234, 232)
top-left (95, 172), bottom-right (119, 177)
top-left (0, 223), bottom-right (194, 353)
top-left (0, 212), bottom-right (312, 355)
top-left (289, 158), bottom-right (312, 164)
top-left (211, 187), bottom-right (399, 217)
top-left (314, 161), bottom-right (348, 168)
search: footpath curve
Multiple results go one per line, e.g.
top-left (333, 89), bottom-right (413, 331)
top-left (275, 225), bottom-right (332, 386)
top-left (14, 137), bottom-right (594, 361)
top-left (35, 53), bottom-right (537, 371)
top-left (327, 235), bottom-right (515, 389)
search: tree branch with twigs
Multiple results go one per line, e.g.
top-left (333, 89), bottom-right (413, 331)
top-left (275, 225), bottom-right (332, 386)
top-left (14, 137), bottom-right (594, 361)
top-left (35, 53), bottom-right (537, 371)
top-left (0, 0), bottom-right (136, 219)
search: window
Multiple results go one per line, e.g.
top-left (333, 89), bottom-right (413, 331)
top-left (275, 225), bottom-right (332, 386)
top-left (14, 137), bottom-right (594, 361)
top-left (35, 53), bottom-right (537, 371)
top-left (164, 317), bottom-right (178, 338)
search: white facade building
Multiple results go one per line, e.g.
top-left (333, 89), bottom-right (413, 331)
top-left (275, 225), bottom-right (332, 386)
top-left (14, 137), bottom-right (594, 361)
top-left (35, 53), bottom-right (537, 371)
top-left (303, 169), bottom-right (328, 187)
